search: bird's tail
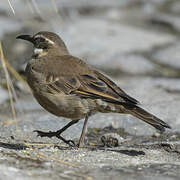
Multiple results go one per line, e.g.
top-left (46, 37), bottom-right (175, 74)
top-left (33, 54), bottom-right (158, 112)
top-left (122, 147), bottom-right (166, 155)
top-left (124, 105), bottom-right (171, 132)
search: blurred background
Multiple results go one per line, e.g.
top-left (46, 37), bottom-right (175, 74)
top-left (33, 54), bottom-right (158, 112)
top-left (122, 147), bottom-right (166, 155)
top-left (0, 0), bottom-right (180, 140)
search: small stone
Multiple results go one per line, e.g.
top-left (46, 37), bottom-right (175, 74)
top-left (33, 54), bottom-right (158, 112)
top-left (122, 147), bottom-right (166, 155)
top-left (101, 133), bottom-right (127, 147)
top-left (152, 132), bottom-right (161, 138)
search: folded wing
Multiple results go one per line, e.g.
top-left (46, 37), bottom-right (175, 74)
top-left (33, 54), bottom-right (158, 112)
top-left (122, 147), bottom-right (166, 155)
top-left (45, 71), bottom-right (139, 106)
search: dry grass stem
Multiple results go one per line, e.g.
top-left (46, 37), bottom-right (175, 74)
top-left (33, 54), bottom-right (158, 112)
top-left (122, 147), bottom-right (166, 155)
top-left (0, 43), bottom-right (29, 94)
top-left (0, 42), bottom-right (17, 123)
top-left (7, 0), bottom-right (15, 15)
top-left (31, 0), bottom-right (41, 15)
top-left (23, 142), bottom-right (55, 147)
top-left (5, 58), bottom-right (25, 83)
top-left (25, 0), bottom-right (35, 14)
top-left (3, 119), bottom-right (21, 126)
top-left (51, 0), bottom-right (58, 13)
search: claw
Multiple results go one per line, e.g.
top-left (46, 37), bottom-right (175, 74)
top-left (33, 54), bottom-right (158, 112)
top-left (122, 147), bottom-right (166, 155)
top-left (67, 140), bottom-right (76, 147)
top-left (33, 130), bottom-right (41, 137)
top-left (33, 130), bottom-right (53, 138)
top-left (33, 129), bottom-right (76, 147)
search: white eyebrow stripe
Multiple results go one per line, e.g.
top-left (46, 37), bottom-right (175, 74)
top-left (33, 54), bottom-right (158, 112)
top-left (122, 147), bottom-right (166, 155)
top-left (44, 38), bottom-right (54, 44)
top-left (35, 35), bottom-right (55, 44)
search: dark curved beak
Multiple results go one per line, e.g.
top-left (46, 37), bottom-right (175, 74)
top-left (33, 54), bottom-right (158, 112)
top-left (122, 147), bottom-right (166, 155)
top-left (16, 35), bottom-right (34, 44)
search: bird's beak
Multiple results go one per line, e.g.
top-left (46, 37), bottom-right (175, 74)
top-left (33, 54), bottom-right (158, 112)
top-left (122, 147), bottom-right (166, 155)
top-left (16, 34), bottom-right (34, 44)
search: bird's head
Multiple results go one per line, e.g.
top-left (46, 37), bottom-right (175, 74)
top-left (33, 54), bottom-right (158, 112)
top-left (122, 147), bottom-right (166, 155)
top-left (16, 31), bottom-right (69, 57)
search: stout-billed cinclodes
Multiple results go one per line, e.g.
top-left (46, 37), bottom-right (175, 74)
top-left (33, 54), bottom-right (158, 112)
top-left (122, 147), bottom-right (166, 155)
top-left (16, 31), bottom-right (171, 147)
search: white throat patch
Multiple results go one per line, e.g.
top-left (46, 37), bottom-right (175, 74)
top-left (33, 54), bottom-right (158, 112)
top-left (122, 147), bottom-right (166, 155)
top-left (34, 48), bottom-right (43, 55)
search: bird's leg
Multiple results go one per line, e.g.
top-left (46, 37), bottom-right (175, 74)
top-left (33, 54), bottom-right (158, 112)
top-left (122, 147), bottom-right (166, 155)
top-left (78, 115), bottom-right (89, 148)
top-left (34, 120), bottom-right (79, 146)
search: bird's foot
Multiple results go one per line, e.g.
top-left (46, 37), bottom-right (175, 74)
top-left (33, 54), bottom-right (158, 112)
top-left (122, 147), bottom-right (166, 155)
top-left (33, 130), bottom-right (56, 138)
top-left (34, 130), bottom-right (76, 147)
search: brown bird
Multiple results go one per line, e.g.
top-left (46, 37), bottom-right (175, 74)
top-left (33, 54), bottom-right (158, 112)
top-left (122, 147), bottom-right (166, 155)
top-left (16, 31), bottom-right (171, 147)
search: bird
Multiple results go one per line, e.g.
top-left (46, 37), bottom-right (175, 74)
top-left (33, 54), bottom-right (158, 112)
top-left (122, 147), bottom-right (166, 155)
top-left (16, 31), bottom-right (171, 147)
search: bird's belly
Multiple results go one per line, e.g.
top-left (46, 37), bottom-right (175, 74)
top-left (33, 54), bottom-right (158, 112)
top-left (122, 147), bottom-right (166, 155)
top-left (33, 92), bottom-right (97, 120)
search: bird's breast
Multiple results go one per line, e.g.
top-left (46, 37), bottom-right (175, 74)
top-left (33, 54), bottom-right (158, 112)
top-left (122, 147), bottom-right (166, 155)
top-left (25, 59), bottom-right (47, 93)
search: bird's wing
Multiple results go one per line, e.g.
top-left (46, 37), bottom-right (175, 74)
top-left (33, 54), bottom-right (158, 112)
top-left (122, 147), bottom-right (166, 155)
top-left (45, 72), bottom-right (125, 103)
top-left (40, 55), bottom-right (139, 105)
top-left (93, 70), bottom-right (139, 104)
top-left (45, 74), bottom-right (80, 94)
top-left (73, 74), bottom-right (122, 102)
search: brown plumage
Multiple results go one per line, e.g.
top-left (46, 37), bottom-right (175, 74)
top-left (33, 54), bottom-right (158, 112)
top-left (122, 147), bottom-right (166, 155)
top-left (16, 31), bottom-right (171, 147)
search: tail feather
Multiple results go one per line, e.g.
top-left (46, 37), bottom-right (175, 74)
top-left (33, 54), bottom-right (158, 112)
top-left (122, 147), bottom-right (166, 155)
top-left (124, 105), bottom-right (171, 132)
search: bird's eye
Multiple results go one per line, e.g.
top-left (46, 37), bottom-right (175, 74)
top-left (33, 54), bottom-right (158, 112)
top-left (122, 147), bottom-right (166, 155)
top-left (34, 37), bottom-right (48, 49)
top-left (34, 37), bottom-right (45, 43)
